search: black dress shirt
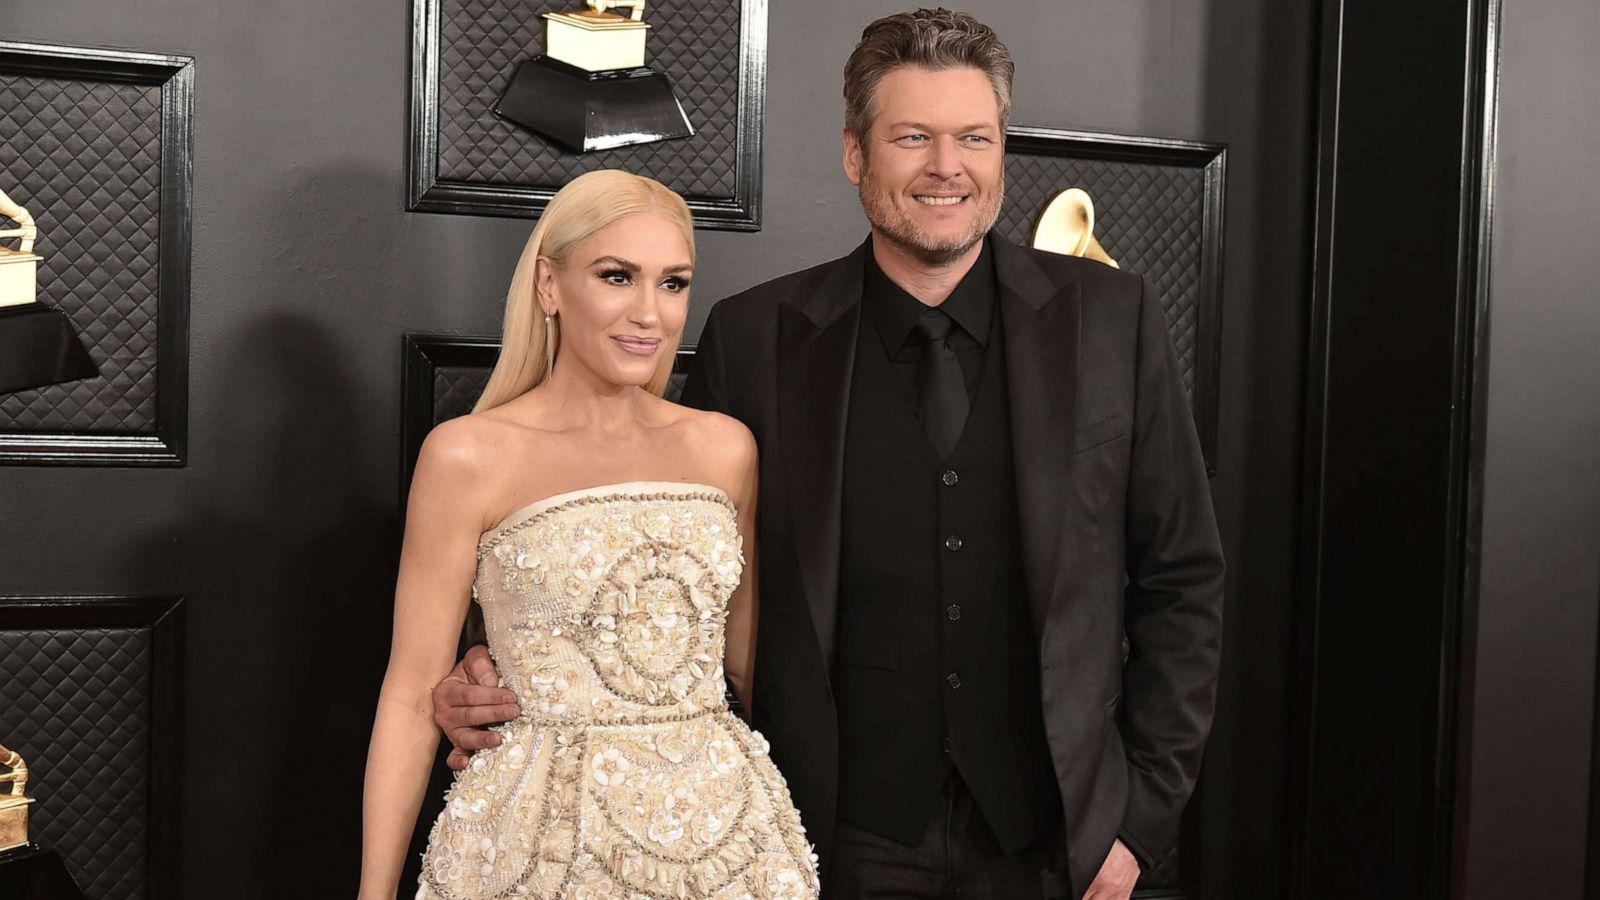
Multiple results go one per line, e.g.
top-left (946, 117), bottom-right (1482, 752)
top-left (863, 239), bottom-right (996, 407)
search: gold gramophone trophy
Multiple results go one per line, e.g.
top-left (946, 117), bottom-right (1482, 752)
top-left (0, 186), bottom-right (41, 308)
top-left (493, 0), bottom-right (693, 153)
top-left (0, 742), bottom-right (33, 853)
top-left (0, 184), bottom-right (99, 394)
top-left (0, 739), bottom-right (86, 897)
top-left (1030, 187), bottom-right (1121, 269)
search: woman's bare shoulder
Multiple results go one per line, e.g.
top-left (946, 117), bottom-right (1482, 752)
top-left (414, 412), bottom-right (537, 486)
top-left (653, 405), bottom-right (756, 501)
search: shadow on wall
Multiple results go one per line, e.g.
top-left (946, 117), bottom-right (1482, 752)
top-left (107, 158), bottom-right (480, 895)
top-left (119, 309), bottom-right (410, 892)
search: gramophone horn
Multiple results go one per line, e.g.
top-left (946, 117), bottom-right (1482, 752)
top-left (1029, 187), bottom-right (1119, 269)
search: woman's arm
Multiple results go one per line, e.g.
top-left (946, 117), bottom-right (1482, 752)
top-left (358, 422), bottom-right (493, 899)
top-left (720, 426), bottom-right (760, 714)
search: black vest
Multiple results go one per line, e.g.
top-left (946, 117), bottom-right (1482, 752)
top-left (835, 307), bottom-right (1062, 852)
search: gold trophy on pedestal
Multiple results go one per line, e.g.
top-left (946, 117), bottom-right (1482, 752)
top-left (494, 0), bottom-right (693, 153)
top-left (0, 742), bottom-right (33, 853)
top-left (0, 183), bottom-right (99, 394)
top-left (0, 186), bottom-right (42, 308)
top-left (0, 740), bottom-right (87, 897)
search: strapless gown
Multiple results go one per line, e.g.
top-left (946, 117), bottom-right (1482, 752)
top-left (416, 482), bottom-right (819, 900)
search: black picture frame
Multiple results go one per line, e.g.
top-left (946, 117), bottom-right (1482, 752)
top-left (0, 594), bottom-right (184, 898)
top-left (1286, 0), bottom-right (1500, 893)
top-left (1001, 125), bottom-right (1227, 475)
top-left (407, 0), bottom-right (768, 230)
top-left (0, 41), bottom-right (193, 466)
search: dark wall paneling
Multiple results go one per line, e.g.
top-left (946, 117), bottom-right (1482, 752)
top-left (0, 595), bottom-right (183, 900)
top-left (0, 41), bottom-right (191, 466)
top-left (399, 334), bottom-right (694, 502)
top-left (1289, 0), bottom-right (1499, 896)
top-left (1592, 558), bottom-right (1600, 898)
top-left (998, 127), bottom-right (1226, 473)
top-left (408, 0), bottom-right (767, 228)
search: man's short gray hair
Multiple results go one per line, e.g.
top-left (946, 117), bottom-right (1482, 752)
top-left (843, 8), bottom-right (1015, 149)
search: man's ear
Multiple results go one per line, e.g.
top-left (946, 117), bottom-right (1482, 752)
top-left (843, 127), bottom-right (864, 187)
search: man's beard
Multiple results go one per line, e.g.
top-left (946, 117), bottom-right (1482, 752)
top-left (858, 171), bottom-right (1004, 265)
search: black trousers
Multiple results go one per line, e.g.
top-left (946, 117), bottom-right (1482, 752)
top-left (827, 775), bottom-right (1067, 899)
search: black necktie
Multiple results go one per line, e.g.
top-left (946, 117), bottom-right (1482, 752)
top-left (912, 309), bottom-right (969, 458)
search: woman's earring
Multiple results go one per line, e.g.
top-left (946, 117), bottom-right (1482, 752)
top-left (543, 311), bottom-right (557, 376)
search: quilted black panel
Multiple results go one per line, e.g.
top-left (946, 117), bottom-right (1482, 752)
top-left (996, 154), bottom-right (1205, 396)
top-left (0, 627), bottom-right (152, 900)
top-left (433, 364), bottom-right (492, 424)
top-left (435, 0), bottom-right (741, 199)
top-left (0, 73), bottom-right (163, 433)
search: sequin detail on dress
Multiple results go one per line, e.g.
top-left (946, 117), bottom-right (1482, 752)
top-left (417, 484), bottom-right (819, 900)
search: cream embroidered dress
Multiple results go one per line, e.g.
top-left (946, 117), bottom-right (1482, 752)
top-left (416, 482), bottom-right (819, 900)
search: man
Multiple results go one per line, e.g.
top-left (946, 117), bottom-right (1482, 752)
top-left (433, 9), bottom-right (1223, 899)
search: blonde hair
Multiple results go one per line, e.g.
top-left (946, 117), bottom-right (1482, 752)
top-left (475, 170), bottom-right (695, 412)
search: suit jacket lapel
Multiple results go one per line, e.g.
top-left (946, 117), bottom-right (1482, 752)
top-left (994, 239), bottom-right (1082, 638)
top-left (776, 239), bottom-right (868, 677)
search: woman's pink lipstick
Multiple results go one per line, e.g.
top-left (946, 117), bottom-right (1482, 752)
top-left (612, 335), bottom-right (661, 356)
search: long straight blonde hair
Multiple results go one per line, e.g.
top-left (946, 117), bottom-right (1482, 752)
top-left (474, 170), bottom-right (695, 413)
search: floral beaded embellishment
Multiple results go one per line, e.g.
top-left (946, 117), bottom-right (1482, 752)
top-left (419, 490), bottom-right (818, 900)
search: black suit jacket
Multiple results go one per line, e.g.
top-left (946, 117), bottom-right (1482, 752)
top-left (682, 236), bottom-right (1225, 899)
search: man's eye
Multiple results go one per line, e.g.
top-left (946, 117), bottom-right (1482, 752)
top-left (898, 134), bottom-right (929, 144)
top-left (964, 135), bottom-right (993, 145)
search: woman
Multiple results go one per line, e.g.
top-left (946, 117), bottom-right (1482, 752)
top-left (358, 171), bottom-right (819, 900)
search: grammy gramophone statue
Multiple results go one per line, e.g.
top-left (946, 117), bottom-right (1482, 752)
top-left (0, 742), bottom-right (34, 853)
top-left (0, 740), bottom-right (88, 898)
top-left (1030, 187), bottom-right (1121, 269)
top-left (0, 186), bottom-right (42, 309)
top-left (0, 184), bottom-right (98, 395)
top-left (494, 0), bottom-right (694, 153)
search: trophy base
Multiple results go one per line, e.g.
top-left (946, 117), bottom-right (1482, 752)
top-left (0, 304), bottom-right (98, 395)
top-left (0, 844), bottom-right (87, 900)
top-left (494, 55), bottom-right (694, 153)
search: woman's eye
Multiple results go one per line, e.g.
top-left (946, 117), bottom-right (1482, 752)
top-left (599, 270), bottom-right (632, 286)
top-left (661, 277), bottom-right (691, 292)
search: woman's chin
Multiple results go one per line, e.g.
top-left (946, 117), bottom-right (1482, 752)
top-left (602, 365), bottom-right (659, 390)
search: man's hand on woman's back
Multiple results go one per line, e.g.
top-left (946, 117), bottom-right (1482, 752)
top-left (432, 643), bottom-right (520, 770)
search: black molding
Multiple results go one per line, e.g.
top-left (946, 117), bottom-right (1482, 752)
top-left (399, 333), bottom-right (501, 503)
top-left (1286, 0), bottom-right (1500, 896)
top-left (0, 41), bottom-right (193, 467)
top-left (407, 0), bottom-right (767, 230)
top-left (399, 333), bottom-right (694, 505)
top-left (1005, 126), bottom-right (1227, 475)
top-left (0, 594), bottom-right (184, 899)
top-left (1591, 551), bottom-right (1600, 899)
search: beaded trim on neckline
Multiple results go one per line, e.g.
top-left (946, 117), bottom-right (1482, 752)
top-left (478, 481), bottom-right (735, 557)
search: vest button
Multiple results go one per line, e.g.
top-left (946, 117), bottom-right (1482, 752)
top-left (947, 673), bottom-right (962, 689)
top-left (946, 604), bottom-right (962, 621)
top-left (944, 534), bottom-right (963, 551)
top-left (941, 469), bottom-right (960, 486)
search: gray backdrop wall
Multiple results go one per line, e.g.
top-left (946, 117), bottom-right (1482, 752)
top-left (1464, 0), bottom-right (1600, 895)
top-left (0, 1), bottom-right (1313, 896)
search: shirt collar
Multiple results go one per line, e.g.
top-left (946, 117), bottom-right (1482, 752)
top-left (863, 237), bottom-right (996, 354)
